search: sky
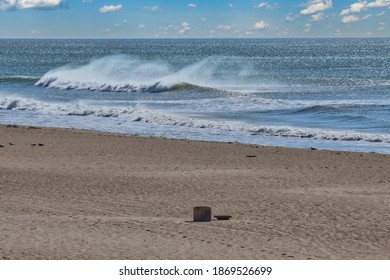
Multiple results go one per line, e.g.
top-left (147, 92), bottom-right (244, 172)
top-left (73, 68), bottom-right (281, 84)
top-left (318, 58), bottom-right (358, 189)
top-left (0, 0), bottom-right (389, 38)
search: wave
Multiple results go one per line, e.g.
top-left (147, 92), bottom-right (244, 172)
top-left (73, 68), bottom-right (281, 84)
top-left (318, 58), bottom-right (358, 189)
top-left (0, 76), bottom-right (40, 84)
top-left (293, 104), bottom-right (371, 123)
top-left (34, 55), bottom-right (266, 93)
top-left (294, 105), bottom-right (339, 114)
top-left (1, 96), bottom-right (389, 144)
top-left (294, 103), bottom-right (390, 114)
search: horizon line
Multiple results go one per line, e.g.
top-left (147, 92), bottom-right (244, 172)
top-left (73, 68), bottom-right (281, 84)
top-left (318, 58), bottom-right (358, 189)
top-left (1, 36), bottom-right (390, 40)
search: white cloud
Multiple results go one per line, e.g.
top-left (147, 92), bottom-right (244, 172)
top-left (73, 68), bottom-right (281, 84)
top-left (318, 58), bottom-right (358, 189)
top-left (160, 25), bottom-right (178, 31)
top-left (210, 24), bottom-right (239, 36)
top-left (228, 4), bottom-right (233, 8)
top-left (201, 17), bottom-right (207, 22)
top-left (188, 3), bottom-right (197, 8)
top-left (340, 0), bottom-right (390, 15)
top-left (285, 12), bottom-right (299, 22)
top-left (179, 22), bottom-right (190, 34)
top-left (245, 31), bottom-right (256, 36)
top-left (143, 6), bottom-right (161, 12)
top-left (341, 14), bottom-right (360, 23)
top-left (253, 20), bottom-right (269, 30)
top-left (217, 24), bottom-right (234, 30)
top-left (362, 14), bottom-right (372, 19)
top-left (310, 12), bottom-right (325, 21)
top-left (366, 0), bottom-right (390, 8)
top-left (255, 2), bottom-right (277, 9)
top-left (379, 22), bottom-right (385, 30)
top-left (0, 0), bottom-right (66, 10)
top-left (137, 24), bottom-right (145, 29)
top-left (340, 2), bottom-right (367, 15)
top-left (99, 5), bottom-right (122, 14)
top-left (304, 23), bottom-right (311, 32)
top-left (300, 0), bottom-right (333, 15)
top-left (376, 11), bottom-right (386, 15)
top-left (255, 2), bottom-right (268, 9)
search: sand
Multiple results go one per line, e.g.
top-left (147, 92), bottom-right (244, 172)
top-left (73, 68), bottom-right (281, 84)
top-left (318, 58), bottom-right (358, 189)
top-left (0, 124), bottom-right (389, 260)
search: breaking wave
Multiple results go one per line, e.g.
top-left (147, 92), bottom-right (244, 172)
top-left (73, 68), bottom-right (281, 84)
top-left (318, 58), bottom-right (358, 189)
top-left (35, 55), bottom-right (261, 93)
top-left (1, 96), bottom-right (389, 144)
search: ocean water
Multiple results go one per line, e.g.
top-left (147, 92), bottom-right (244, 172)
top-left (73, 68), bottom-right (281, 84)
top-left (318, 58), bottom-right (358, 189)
top-left (1, 38), bottom-right (390, 154)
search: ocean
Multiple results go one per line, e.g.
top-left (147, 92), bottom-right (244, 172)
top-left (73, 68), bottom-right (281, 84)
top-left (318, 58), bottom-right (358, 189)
top-left (1, 38), bottom-right (390, 154)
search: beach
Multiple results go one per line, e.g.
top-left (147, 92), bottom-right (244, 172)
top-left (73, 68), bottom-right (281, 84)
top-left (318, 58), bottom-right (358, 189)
top-left (0, 124), bottom-right (389, 260)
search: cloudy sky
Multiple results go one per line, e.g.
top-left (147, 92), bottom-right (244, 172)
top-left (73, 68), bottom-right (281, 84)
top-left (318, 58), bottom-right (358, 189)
top-left (0, 0), bottom-right (389, 38)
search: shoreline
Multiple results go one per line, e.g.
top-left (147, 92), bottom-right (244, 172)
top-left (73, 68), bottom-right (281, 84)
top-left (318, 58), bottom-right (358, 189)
top-left (1, 124), bottom-right (390, 259)
top-left (1, 120), bottom-right (389, 155)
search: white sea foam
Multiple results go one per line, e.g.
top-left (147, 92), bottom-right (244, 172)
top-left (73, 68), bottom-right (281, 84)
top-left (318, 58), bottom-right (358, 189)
top-left (35, 55), bottom-right (272, 93)
top-left (1, 96), bottom-right (389, 144)
top-left (35, 56), bottom-right (172, 92)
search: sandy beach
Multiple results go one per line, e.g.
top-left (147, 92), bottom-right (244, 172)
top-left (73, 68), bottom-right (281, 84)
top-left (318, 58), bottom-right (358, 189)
top-left (0, 124), bottom-right (389, 260)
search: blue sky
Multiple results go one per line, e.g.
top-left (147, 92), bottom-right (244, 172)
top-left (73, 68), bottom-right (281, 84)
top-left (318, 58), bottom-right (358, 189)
top-left (0, 0), bottom-right (389, 38)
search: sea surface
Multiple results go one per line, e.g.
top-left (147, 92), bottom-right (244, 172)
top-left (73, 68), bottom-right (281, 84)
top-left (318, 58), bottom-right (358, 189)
top-left (1, 38), bottom-right (390, 154)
